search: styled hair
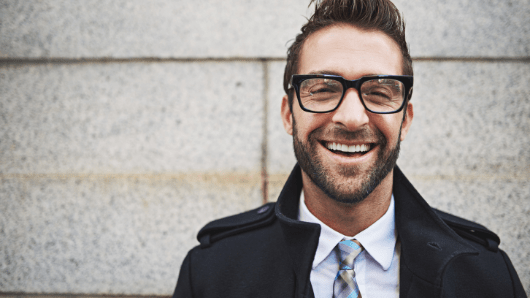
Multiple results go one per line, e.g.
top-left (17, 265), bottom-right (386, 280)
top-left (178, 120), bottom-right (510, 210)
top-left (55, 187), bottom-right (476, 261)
top-left (283, 0), bottom-right (413, 108)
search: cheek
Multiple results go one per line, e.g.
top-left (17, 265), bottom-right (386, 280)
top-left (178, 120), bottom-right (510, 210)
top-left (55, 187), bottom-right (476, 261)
top-left (376, 116), bottom-right (403, 144)
top-left (293, 111), bottom-right (329, 138)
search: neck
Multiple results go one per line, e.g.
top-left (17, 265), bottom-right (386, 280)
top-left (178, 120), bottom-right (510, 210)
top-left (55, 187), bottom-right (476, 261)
top-left (301, 169), bottom-right (394, 237)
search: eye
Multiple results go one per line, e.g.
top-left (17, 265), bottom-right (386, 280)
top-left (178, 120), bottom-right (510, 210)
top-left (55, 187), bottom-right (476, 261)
top-left (363, 87), bottom-right (392, 99)
top-left (302, 78), bottom-right (342, 96)
top-left (361, 79), bottom-right (404, 102)
top-left (309, 84), bottom-right (336, 95)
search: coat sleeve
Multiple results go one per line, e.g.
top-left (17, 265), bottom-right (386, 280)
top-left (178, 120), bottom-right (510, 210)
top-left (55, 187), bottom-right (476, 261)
top-left (172, 250), bottom-right (194, 298)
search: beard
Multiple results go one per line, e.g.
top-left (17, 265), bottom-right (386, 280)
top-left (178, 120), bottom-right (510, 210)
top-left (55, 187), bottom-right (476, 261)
top-left (292, 120), bottom-right (401, 205)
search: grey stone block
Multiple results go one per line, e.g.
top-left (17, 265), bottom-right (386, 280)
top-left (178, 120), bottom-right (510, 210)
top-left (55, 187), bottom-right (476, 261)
top-left (393, 0), bottom-right (530, 57)
top-left (267, 61), bottom-right (297, 177)
top-left (0, 175), bottom-right (261, 294)
top-left (399, 61), bottom-right (530, 177)
top-left (1, 0), bottom-right (528, 59)
top-left (0, 0), bottom-right (310, 59)
top-left (0, 61), bottom-right (264, 174)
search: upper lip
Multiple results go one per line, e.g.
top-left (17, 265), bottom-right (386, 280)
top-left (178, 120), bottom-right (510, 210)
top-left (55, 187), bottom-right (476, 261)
top-left (323, 141), bottom-right (373, 153)
top-left (321, 140), bottom-right (376, 146)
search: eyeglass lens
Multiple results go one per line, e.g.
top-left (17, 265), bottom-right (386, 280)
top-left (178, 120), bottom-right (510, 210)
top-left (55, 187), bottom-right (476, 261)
top-left (299, 78), bottom-right (405, 112)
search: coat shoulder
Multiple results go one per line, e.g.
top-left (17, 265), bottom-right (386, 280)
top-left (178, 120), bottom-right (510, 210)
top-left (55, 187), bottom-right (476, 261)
top-left (433, 208), bottom-right (500, 252)
top-left (197, 202), bottom-right (277, 248)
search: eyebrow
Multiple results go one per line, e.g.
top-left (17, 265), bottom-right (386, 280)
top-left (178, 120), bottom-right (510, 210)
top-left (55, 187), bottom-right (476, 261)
top-left (307, 70), bottom-right (342, 76)
top-left (306, 70), bottom-right (381, 77)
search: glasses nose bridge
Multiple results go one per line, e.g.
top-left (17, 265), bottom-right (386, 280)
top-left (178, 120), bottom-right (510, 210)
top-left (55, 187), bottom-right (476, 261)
top-left (341, 78), bottom-right (363, 99)
top-left (342, 78), bottom-right (363, 95)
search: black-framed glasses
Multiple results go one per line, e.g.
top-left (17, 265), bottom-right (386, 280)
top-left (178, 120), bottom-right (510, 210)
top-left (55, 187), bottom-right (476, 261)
top-left (289, 74), bottom-right (413, 114)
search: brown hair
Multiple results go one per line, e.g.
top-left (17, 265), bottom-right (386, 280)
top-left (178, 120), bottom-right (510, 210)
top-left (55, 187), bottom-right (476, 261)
top-left (283, 0), bottom-right (413, 108)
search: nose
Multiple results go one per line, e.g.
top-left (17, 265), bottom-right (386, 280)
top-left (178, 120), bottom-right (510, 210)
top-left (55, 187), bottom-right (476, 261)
top-left (331, 88), bottom-right (370, 130)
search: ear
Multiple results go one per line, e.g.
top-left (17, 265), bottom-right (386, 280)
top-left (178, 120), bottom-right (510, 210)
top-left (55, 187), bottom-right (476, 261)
top-left (400, 102), bottom-right (414, 141)
top-left (281, 94), bottom-right (294, 135)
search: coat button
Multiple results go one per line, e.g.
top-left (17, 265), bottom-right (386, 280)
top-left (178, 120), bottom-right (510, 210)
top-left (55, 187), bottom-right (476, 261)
top-left (257, 205), bottom-right (270, 214)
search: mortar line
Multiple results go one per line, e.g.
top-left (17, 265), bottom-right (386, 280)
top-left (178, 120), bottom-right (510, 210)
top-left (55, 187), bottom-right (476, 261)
top-left (0, 293), bottom-right (170, 298)
top-left (0, 57), bottom-right (286, 65)
top-left (413, 57), bottom-right (530, 62)
top-left (2, 172), bottom-right (528, 181)
top-left (261, 59), bottom-right (269, 205)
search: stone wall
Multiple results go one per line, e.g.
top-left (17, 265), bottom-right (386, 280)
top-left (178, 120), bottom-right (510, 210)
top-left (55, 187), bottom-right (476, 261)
top-left (1, 0), bottom-right (528, 296)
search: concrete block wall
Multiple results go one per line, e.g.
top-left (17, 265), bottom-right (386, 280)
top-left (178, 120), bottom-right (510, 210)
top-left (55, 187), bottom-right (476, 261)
top-left (1, 0), bottom-right (528, 296)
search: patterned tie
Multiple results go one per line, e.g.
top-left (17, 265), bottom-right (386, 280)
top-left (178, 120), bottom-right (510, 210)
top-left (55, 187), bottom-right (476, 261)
top-left (333, 239), bottom-right (363, 298)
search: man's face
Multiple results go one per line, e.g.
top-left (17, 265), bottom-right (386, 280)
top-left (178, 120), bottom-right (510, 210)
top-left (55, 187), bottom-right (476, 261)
top-left (281, 24), bottom-right (413, 204)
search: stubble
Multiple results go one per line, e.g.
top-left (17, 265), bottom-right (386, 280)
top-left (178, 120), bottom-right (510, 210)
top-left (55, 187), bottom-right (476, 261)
top-left (292, 119), bottom-right (401, 205)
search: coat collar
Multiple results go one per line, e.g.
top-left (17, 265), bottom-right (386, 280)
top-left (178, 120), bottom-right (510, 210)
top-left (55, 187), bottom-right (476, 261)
top-left (275, 164), bottom-right (320, 298)
top-left (392, 166), bottom-right (478, 297)
top-left (274, 164), bottom-right (478, 298)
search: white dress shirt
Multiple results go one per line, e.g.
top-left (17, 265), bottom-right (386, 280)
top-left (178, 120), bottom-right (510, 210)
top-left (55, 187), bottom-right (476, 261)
top-left (298, 191), bottom-right (400, 298)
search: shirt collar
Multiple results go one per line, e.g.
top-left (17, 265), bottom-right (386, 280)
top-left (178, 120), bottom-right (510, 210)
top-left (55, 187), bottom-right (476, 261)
top-left (298, 191), bottom-right (397, 271)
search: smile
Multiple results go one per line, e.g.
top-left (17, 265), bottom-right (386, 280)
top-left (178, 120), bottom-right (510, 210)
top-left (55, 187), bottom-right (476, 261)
top-left (325, 142), bottom-right (371, 154)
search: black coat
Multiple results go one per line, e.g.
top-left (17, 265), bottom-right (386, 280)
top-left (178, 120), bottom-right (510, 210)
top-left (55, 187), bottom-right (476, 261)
top-left (173, 165), bottom-right (526, 298)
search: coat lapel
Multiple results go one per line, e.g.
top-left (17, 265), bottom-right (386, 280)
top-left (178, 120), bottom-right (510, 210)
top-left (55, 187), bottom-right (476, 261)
top-left (393, 167), bottom-right (478, 297)
top-left (276, 164), bottom-right (320, 298)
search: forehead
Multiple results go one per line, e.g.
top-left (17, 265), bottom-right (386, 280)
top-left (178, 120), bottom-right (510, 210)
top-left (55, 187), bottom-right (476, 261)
top-left (298, 24), bottom-right (403, 78)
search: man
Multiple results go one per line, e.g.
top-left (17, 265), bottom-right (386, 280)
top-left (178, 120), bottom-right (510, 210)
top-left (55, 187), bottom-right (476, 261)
top-left (173, 0), bottom-right (526, 297)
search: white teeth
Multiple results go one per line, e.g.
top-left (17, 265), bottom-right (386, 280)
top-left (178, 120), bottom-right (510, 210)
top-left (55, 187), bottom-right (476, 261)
top-left (326, 142), bottom-right (370, 153)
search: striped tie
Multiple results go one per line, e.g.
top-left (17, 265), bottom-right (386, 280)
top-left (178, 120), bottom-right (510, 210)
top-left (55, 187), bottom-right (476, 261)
top-left (333, 239), bottom-right (363, 298)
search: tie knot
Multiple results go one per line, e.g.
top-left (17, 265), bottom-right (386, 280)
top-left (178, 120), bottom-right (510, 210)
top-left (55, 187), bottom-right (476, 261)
top-left (337, 239), bottom-right (363, 270)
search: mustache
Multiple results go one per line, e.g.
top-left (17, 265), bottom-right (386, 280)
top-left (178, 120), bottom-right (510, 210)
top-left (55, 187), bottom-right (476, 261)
top-left (311, 125), bottom-right (386, 144)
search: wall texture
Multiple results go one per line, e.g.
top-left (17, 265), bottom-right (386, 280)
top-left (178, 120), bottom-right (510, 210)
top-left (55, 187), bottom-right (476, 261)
top-left (1, 0), bottom-right (529, 296)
